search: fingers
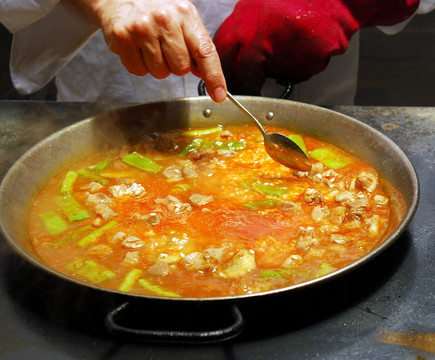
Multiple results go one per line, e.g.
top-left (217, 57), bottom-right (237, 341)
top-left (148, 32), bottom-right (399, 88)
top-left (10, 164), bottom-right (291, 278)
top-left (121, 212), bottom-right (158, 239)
top-left (100, 0), bottom-right (226, 102)
top-left (183, 20), bottom-right (227, 102)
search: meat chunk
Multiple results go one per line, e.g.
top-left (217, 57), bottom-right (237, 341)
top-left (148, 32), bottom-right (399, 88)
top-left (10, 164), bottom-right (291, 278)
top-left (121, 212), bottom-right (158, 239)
top-left (132, 212), bottom-right (161, 225)
top-left (365, 215), bottom-right (381, 236)
top-left (94, 203), bottom-right (117, 219)
top-left (122, 236), bottom-right (145, 249)
top-left (374, 195), bottom-right (389, 205)
top-left (276, 200), bottom-right (302, 212)
top-left (123, 251), bottom-right (140, 265)
top-left (162, 165), bottom-right (183, 182)
top-left (330, 234), bottom-right (348, 244)
top-left (356, 171), bottom-right (378, 192)
top-left (282, 254), bottom-right (303, 268)
top-left (187, 148), bottom-right (217, 161)
top-left (154, 133), bottom-right (177, 152)
top-left (304, 188), bottom-right (324, 204)
top-left (189, 194), bottom-right (214, 206)
top-left (335, 191), bottom-right (354, 203)
top-left (297, 227), bottom-right (318, 249)
top-left (182, 161), bottom-right (198, 179)
top-left (311, 206), bottom-right (330, 223)
top-left (218, 249), bottom-right (256, 278)
top-left (155, 195), bottom-right (192, 214)
top-left (346, 197), bottom-right (370, 219)
top-left (330, 206), bottom-right (346, 224)
top-left (148, 261), bottom-right (169, 276)
top-left (82, 182), bottom-right (104, 193)
top-left (86, 192), bottom-right (112, 206)
top-left (182, 248), bottom-right (223, 271)
top-left (109, 183), bottom-right (146, 198)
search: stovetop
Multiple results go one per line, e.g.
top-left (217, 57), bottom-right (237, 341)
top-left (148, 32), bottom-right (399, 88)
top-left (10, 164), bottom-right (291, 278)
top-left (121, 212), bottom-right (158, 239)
top-left (0, 102), bottom-right (434, 359)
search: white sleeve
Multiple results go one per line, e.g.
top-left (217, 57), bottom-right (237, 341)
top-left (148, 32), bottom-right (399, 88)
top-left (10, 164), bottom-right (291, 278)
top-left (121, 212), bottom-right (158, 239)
top-left (9, 0), bottom-right (99, 94)
top-left (0, 0), bottom-right (59, 33)
top-left (377, 0), bottom-right (435, 35)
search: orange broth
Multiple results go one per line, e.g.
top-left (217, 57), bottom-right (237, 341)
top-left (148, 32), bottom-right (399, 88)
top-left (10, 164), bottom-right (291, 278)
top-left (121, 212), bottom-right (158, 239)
top-left (28, 125), bottom-right (391, 298)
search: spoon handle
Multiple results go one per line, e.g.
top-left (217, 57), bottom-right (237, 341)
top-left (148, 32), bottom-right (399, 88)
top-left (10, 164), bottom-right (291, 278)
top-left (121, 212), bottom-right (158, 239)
top-left (226, 92), bottom-right (268, 135)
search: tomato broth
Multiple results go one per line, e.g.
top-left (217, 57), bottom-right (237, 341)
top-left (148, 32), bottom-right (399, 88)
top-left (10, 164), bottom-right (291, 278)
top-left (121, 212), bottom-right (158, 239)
top-left (28, 125), bottom-right (391, 298)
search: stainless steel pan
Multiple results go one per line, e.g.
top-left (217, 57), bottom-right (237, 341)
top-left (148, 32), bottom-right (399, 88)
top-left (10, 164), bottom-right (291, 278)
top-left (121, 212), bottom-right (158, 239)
top-left (0, 97), bottom-right (419, 341)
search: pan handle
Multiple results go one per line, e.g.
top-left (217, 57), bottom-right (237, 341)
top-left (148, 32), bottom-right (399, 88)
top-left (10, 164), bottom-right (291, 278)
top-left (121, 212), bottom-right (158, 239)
top-left (104, 301), bottom-right (245, 344)
top-left (197, 79), bottom-right (293, 99)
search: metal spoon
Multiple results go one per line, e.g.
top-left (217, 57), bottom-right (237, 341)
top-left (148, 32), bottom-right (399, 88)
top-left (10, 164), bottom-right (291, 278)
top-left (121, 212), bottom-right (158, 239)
top-left (226, 92), bottom-right (312, 172)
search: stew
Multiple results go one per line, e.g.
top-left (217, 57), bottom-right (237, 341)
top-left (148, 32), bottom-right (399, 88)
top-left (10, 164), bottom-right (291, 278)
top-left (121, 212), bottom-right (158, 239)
top-left (28, 124), bottom-right (391, 298)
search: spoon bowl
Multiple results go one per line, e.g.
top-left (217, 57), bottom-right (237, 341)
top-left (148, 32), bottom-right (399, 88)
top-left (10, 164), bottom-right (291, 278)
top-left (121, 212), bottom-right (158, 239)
top-left (226, 92), bottom-right (312, 171)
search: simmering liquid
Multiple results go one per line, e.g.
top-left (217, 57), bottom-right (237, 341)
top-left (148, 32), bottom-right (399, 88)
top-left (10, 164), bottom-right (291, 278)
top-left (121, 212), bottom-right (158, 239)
top-left (29, 125), bottom-right (391, 298)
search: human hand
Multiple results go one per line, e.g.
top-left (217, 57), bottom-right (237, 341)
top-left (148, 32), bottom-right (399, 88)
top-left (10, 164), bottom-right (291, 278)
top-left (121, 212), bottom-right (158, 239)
top-left (214, 0), bottom-right (418, 95)
top-left (66, 0), bottom-right (227, 102)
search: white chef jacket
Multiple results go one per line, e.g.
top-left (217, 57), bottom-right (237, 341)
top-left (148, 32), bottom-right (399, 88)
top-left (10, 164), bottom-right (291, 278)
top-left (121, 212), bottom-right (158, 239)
top-left (1, 0), bottom-right (434, 105)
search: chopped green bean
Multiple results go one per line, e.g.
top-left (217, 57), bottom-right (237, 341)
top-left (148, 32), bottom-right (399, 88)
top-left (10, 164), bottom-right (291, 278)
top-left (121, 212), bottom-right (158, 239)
top-left (138, 279), bottom-right (180, 297)
top-left (77, 169), bottom-right (109, 185)
top-left (242, 199), bottom-right (276, 210)
top-left (122, 152), bottom-right (162, 173)
top-left (77, 220), bottom-right (117, 247)
top-left (314, 262), bottom-right (336, 278)
top-left (48, 225), bottom-right (93, 248)
top-left (201, 140), bottom-right (246, 151)
top-left (119, 269), bottom-right (143, 292)
top-left (39, 211), bottom-right (68, 235)
top-left (60, 171), bottom-right (78, 195)
top-left (178, 138), bottom-right (203, 157)
top-left (261, 269), bottom-right (290, 278)
top-left (92, 158), bottom-right (111, 173)
top-left (288, 134), bottom-right (308, 155)
top-left (66, 258), bottom-right (115, 283)
top-left (182, 126), bottom-right (222, 137)
top-left (56, 193), bottom-right (90, 222)
top-left (310, 147), bottom-right (353, 169)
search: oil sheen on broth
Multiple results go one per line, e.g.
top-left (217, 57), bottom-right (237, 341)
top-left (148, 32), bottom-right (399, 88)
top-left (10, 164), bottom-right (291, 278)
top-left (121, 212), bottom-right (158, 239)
top-left (28, 125), bottom-right (391, 298)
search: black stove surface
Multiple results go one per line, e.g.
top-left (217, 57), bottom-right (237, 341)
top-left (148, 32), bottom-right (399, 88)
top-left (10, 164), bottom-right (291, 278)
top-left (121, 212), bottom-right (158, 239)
top-left (0, 102), bottom-right (434, 359)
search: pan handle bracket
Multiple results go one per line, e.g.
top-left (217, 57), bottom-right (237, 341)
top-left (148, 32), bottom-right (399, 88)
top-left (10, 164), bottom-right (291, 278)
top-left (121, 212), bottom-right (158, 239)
top-left (104, 301), bottom-right (245, 344)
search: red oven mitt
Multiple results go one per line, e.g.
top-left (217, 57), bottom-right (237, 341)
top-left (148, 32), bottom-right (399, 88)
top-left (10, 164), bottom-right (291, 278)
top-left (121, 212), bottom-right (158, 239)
top-left (213, 0), bottom-right (419, 95)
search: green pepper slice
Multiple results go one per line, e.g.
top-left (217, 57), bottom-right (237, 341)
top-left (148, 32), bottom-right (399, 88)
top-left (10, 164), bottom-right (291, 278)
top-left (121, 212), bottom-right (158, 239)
top-left (122, 152), bottom-right (162, 173)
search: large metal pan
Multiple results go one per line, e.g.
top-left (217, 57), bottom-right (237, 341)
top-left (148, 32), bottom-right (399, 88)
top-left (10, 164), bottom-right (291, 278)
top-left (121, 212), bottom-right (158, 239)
top-left (0, 97), bottom-right (419, 342)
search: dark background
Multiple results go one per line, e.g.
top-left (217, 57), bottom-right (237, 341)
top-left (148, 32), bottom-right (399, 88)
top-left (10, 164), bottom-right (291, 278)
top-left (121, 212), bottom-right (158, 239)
top-left (1, 10), bottom-right (434, 105)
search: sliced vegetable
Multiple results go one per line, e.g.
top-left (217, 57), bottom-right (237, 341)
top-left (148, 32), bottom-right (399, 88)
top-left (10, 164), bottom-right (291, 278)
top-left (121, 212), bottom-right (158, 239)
top-left (178, 138), bottom-right (203, 157)
top-left (39, 211), bottom-right (68, 235)
top-left (314, 262), bottom-right (336, 278)
top-left (119, 269), bottom-right (143, 292)
top-left (66, 258), bottom-right (115, 283)
top-left (288, 134), bottom-right (308, 155)
top-left (243, 199), bottom-right (276, 210)
top-left (48, 225), bottom-right (93, 248)
top-left (138, 279), bottom-right (180, 297)
top-left (122, 152), bottom-right (162, 173)
top-left (182, 126), bottom-right (222, 137)
top-left (56, 193), bottom-right (90, 222)
top-left (261, 269), bottom-right (290, 278)
top-left (92, 158), bottom-right (111, 173)
top-left (77, 220), bottom-right (117, 247)
top-left (77, 169), bottom-right (109, 185)
top-left (309, 147), bottom-right (353, 169)
top-left (201, 140), bottom-right (246, 151)
top-left (241, 180), bottom-right (287, 197)
top-left (60, 171), bottom-right (78, 195)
